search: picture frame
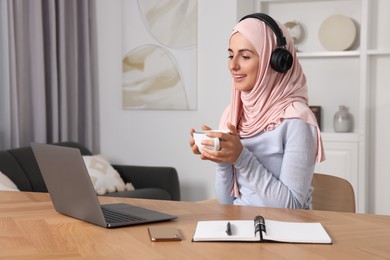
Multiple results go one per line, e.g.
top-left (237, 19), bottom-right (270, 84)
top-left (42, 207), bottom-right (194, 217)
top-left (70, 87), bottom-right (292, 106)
top-left (309, 106), bottom-right (322, 130)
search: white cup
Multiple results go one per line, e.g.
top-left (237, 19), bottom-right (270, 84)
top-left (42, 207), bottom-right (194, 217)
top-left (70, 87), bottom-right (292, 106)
top-left (193, 130), bottom-right (230, 153)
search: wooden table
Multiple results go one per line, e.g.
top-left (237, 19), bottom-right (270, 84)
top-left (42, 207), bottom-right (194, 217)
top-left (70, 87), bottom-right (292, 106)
top-left (1, 191), bottom-right (390, 259)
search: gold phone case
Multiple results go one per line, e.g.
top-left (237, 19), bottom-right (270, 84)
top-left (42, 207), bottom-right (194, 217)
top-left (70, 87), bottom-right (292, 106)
top-left (148, 227), bottom-right (183, 241)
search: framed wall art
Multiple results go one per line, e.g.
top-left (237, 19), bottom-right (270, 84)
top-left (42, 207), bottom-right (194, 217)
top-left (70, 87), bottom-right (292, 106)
top-left (122, 0), bottom-right (198, 110)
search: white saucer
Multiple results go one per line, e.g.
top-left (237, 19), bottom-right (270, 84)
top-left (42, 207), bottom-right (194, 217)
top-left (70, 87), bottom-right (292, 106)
top-left (319, 15), bottom-right (357, 51)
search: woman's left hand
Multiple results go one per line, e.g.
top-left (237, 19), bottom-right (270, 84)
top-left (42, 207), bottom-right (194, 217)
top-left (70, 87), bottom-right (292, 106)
top-left (201, 122), bottom-right (243, 164)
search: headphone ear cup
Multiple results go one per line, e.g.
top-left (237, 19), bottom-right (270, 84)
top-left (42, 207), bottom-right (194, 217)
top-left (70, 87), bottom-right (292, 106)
top-left (270, 48), bottom-right (293, 73)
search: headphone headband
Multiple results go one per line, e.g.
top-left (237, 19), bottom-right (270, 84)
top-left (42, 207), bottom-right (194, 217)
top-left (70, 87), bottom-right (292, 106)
top-left (239, 13), bottom-right (287, 47)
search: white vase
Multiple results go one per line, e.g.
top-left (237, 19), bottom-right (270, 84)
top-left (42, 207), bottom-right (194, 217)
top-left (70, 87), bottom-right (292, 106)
top-left (334, 106), bottom-right (352, 132)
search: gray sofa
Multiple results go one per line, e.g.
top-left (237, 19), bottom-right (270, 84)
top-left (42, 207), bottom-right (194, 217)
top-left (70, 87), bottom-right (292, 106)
top-left (0, 142), bottom-right (180, 201)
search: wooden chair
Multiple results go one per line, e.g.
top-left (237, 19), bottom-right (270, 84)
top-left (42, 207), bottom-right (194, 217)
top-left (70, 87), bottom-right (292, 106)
top-left (311, 173), bottom-right (356, 213)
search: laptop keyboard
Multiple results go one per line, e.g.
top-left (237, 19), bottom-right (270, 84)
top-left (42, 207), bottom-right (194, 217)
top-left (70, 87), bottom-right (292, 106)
top-left (102, 207), bottom-right (146, 223)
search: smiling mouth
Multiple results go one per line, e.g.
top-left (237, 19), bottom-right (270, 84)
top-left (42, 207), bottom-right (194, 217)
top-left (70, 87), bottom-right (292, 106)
top-left (233, 74), bottom-right (246, 81)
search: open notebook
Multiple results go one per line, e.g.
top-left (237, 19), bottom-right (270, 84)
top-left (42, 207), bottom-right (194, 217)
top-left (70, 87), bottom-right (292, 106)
top-left (192, 215), bottom-right (332, 244)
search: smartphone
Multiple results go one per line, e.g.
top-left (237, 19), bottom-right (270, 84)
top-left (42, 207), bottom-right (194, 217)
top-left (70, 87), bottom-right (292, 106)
top-left (148, 226), bottom-right (183, 242)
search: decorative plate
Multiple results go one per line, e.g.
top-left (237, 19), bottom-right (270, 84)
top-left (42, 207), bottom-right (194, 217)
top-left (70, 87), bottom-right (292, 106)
top-left (318, 15), bottom-right (357, 51)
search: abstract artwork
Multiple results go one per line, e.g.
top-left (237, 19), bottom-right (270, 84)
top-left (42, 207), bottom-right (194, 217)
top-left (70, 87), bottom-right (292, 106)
top-left (122, 0), bottom-right (197, 110)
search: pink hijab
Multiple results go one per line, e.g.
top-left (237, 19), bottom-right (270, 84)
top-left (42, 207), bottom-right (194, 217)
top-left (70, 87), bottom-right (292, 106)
top-left (220, 18), bottom-right (325, 196)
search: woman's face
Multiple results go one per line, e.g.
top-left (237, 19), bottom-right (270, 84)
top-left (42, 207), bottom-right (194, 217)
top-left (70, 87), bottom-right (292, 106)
top-left (228, 32), bottom-right (259, 92)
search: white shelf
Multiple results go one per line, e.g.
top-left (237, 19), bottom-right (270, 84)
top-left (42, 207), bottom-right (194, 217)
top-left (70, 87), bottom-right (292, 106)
top-left (257, 0), bottom-right (344, 3)
top-left (367, 50), bottom-right (390, 56)
top-left (321, 132), bottom-right (359, 142)
top-left (297, 51), bottom-right (360, 58)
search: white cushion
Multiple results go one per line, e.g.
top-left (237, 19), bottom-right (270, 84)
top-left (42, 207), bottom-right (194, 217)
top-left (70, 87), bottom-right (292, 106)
top-left (82, 155), bottom-right (134, 195)
top-left (0, 171), bottom-right (19, 191)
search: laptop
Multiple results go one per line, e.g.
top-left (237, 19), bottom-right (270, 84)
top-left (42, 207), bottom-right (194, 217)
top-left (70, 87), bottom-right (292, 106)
top-left (31, 143), bottom-right (177, 228)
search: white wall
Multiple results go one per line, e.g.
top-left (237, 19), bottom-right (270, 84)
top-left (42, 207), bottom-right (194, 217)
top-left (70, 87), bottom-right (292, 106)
top-left (96, 1), bottom-right (245, 201)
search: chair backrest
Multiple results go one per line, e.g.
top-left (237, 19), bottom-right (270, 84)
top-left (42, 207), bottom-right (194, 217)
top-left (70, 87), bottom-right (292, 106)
top-left (311, 173), bottom-right (356, 213)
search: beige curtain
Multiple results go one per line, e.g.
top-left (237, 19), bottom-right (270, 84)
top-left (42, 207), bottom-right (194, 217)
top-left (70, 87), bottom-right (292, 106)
top-left (0, 0), bottom-right (99, 152)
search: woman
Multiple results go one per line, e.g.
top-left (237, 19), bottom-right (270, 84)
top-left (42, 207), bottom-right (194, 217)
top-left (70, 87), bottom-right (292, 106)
top-left (190, 13), bottom-right (325, 209)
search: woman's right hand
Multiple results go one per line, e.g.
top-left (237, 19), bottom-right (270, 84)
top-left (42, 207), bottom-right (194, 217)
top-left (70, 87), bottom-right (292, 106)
top-left (199, 122), bottom-right (243, 164)
top-left (189, 125), bottom-right (212, 155)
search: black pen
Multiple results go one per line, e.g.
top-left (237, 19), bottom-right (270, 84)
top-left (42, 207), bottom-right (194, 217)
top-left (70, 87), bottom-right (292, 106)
top-left (226, 221), bottom-right (232, 236)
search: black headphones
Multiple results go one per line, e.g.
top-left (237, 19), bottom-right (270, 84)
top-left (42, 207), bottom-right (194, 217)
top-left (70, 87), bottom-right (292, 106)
top-left (239, 13), bottom-right (293, 73)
